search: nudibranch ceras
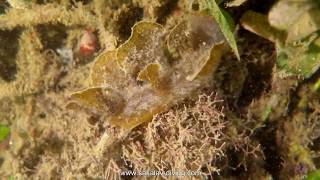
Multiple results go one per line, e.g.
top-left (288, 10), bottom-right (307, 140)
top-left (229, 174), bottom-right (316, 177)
top-left (70, 13), bottom-right (226, 129)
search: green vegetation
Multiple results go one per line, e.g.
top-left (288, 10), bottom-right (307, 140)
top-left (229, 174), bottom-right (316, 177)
top-left (306, 170), bottom-right (320, 180)
top-left (201, 0), bottom-right (240, 59)
top-left (0, 125), bottom-right (9, 142)
top-left (241, 0), bottom-right (320, 78)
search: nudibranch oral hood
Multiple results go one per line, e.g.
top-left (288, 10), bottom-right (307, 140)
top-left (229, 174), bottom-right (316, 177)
top-left (70, 13), bottom-right (227, 129)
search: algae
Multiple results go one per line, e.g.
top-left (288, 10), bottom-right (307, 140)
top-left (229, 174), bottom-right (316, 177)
top-left (0, 0), bottom-right (319, 179)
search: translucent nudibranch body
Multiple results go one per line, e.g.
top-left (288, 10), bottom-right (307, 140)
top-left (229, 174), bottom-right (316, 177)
top-left (71, 13), bottom-right (226, 129)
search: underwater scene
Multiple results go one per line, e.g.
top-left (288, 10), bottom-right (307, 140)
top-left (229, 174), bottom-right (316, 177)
top-left (0, 0), bottom-right (320, 179)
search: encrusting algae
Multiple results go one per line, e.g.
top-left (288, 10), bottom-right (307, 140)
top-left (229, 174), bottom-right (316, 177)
top-left (70, 13), bottom-right (227, 129)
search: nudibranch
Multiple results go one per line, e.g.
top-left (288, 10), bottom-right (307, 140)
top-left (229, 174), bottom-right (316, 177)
top-left (70, 13), bottom-right (226, 129)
